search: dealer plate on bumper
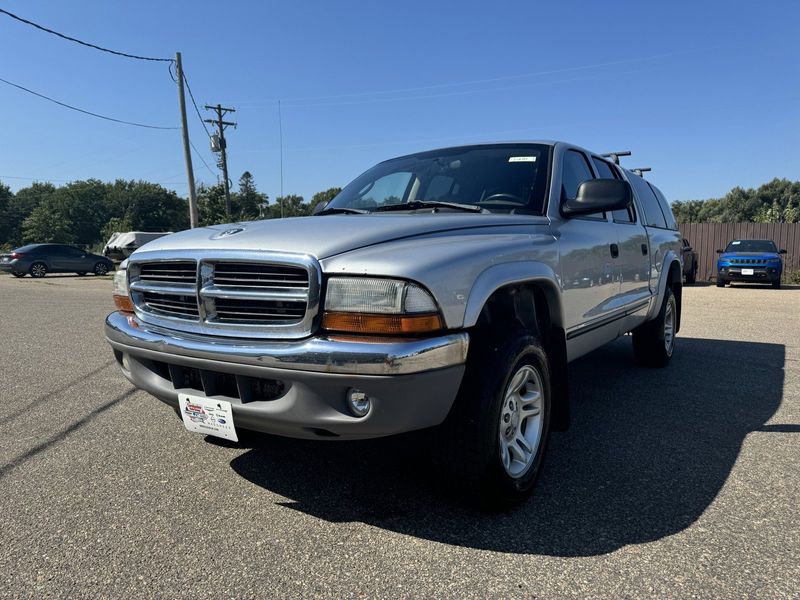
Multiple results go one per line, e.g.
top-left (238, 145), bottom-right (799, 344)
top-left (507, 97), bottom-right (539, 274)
top-left (742, 268), bottom-right (754, 275)
top-left (178, 394), bottom-right (238, 442)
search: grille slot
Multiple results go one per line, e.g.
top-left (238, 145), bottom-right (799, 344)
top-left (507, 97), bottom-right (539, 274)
top-left (213, 298), bottom-right (306, 323)
top-left (213, 262), bottom-right (308, 289)
top-left (141, 291), bottom-right (200, 319)
top-left (139, 262), bottom-right (197, 284)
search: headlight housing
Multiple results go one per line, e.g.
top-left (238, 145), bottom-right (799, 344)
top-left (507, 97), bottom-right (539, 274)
top-left (322, 277), bottom-right (442, 334)
top-left (112, 266), bottom-right (133, 313)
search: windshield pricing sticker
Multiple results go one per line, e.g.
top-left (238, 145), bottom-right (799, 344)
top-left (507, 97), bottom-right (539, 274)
top-left (178, 395), bottom-right (238, 442)
top-left (731, 241), bottom-right (741, 245)
top-left (508, 156), bottom-right (537, 163)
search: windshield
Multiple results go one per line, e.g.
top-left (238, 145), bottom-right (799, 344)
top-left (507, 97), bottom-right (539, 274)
top-left (327, 144), bottom-right (551, 214)
top-left (725, 240), bottom-right (778, 253)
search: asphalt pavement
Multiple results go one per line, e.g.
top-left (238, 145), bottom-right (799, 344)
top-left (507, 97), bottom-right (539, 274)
top-left (1, 274), bottom-right (798, 598)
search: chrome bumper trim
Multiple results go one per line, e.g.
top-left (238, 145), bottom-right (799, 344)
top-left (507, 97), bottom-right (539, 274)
top-left (105, 311), bottom-right (469, 376)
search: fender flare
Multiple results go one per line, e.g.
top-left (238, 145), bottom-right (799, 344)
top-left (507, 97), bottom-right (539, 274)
top-left (648, 249), bottom-right (682, 321)
top-left (462, 261), bottom-right (565, 329)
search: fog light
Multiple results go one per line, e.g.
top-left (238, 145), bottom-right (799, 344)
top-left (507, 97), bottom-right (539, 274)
top-left (346, 388), bottom-right (371, 417)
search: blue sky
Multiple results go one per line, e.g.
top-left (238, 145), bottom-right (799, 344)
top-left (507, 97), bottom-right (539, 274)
top-left (1, 1), bottom-right (798, 204)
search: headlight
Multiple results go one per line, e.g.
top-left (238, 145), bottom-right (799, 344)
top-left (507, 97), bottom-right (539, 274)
top-left (322, 277), bottom-right (442, 334)
top-left (112, 268), bottom-right (134, 313)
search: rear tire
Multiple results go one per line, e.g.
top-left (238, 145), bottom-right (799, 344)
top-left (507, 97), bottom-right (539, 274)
top-left (686, 264), bottom-right (696, 284)
top-left (632, 287), bottom-right (677, 368)
top-left (29, 262), bottom-right (47, 278)
top-left (438, 328), bottom-right (552, 508)
top-left (94, 262), bottom-right (109, 276)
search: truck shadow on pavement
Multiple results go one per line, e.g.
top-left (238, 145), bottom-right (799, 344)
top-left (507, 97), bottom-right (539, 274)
top-left (228, 336), bottom-right (784, 557)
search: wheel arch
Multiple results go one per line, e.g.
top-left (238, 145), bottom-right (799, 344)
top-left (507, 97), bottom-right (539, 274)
top-left (463, 263), bottom-right (570, 431)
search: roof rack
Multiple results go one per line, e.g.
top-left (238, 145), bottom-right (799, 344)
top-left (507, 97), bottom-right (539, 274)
top-left (632, 167), bottom-right (652, 177)
top-left (601, 151), bottom-right (631, 165)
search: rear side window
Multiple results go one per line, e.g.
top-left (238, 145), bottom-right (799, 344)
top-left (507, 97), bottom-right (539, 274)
top-left (591, 157), bottom-right (615, 179)
top-left (648, 183), bottom-right (678, 230)
top-left (562, 150), bottom-right (604, 219)
top-left (592, 158), bottom-right (636, 223)
top-left (628, 174), bottom-right (667, 228)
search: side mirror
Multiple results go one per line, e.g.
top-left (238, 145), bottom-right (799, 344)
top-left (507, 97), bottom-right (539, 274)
top-left (779, 249), bottom-right (787, 254)
top-left (685, 246), bottom-right (693, 252)
top-left (716, 249), bottom-right (724, 254)
top-left (561, 179), bottom-right (632, 217)
top-left (312, 200), bottom-right (331, 215)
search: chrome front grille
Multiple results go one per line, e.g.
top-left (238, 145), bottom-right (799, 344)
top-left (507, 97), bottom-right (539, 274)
top-left (128, 251), bottom-right (320, 339)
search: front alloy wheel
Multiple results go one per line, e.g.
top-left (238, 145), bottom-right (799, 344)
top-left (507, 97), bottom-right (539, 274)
top-left (498, 365), bottom-right (544, 478)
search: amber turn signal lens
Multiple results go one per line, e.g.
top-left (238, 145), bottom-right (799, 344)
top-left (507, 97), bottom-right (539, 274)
top-left (113, 294), bottom-right (134, 314)
top-left (322, 312), bottom-right (443, 335)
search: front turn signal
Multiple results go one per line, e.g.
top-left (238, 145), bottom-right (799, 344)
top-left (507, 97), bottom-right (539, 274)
top-left (113, 294), bottom-right (134, 314)
top-left (322, 312), bottom-right (443, 335)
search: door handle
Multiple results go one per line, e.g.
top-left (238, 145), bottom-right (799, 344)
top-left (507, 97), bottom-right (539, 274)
top-left (610, 243), bottom-right (619, 258)
top-left (641, 244), bottom-right (648, 256)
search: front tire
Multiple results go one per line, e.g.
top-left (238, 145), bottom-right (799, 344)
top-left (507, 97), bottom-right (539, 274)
top-left (29, 262), bottom-right (47, 278)
top-left (632, 287), bottom-right (677, 368)
top-left (716, 278), bottom-right (726, 287)
top-left (11, 271), bottom-right (25, 278)
top-left (439, 329), bottom-right (552, 507)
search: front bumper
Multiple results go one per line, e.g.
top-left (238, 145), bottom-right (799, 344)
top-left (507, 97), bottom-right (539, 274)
top-left (718, 266), bottom-right (781, 283)
top-left (105, 311), bottom-right (468, 440)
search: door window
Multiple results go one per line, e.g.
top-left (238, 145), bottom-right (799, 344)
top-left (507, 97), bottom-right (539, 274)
top-left (562, 150), bottom-right (604, 219)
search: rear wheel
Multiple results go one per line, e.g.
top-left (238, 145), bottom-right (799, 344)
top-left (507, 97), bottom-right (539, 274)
top-left (29, 262), bottom-right (47, 278)
top-left (686, 264), bottom-right (696, 284)
top-left (439, 328), bottom-right (551, 508)
top-left (94, 262), bottom-right (109, 276)
top-left (632, 287), bottom-right (677, 368)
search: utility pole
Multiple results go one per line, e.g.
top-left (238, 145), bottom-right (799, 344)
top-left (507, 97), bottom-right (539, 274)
top-left (175, 52), bottom-right (199, 228)
top-left (204, 104), bottom-right (236, 216)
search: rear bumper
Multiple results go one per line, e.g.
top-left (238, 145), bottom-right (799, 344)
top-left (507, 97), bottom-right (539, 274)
top-left (105, 312), bottom-right (468, 439)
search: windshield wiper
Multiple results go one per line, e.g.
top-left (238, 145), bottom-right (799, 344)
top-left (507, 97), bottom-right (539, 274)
top-left (373, 200), bottom-right (483, 213)
top-left (314, 206), bottom-right (369, 216)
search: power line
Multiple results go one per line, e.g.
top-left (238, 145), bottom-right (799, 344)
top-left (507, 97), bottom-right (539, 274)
top-left (0, 8), bottom-right (173, 62)
top-left (182, 71), bottom-right (213, 139)
top-left (189, 140), bottom-right (216, 177)
top-left (0, 76), bottom-right (179, 130)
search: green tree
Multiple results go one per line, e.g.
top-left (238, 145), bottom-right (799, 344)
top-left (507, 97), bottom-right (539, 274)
top-left (22, 195), bottom-right (77, 243)
top-left (672, 178), bottom-right (800, 223)
top-left (237, 171), bottom-right (268, 220)
top-left (266, 195), bottom-right (311, 218)
top-left (197, 183), bottom-right (229, 226)
top-left (0, 182), bottom-right (56, 247)
top-left (310, 187), bottom-right (342, 213)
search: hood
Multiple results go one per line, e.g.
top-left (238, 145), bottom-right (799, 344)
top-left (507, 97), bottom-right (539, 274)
top-left (720, 251), bottom-right (781, 260)
top-left (134, 213), bottom-right (549, 260)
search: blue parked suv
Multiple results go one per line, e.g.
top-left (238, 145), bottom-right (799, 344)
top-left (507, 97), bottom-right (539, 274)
top-left (716, 239), bottom-right (787, 289)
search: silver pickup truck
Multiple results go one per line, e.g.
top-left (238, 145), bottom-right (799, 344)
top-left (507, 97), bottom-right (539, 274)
top-left (106, 141), bottom-right (682, 504)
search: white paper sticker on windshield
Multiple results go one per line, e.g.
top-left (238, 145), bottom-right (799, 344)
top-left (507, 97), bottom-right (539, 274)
top-left (731, 241), bottom-right (740, 245)
top-left (508, 156), bottom-right (537, 163)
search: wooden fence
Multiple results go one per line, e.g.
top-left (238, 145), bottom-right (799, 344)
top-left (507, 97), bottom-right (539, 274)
top-left (679, 222), bottom-right (800, 281)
